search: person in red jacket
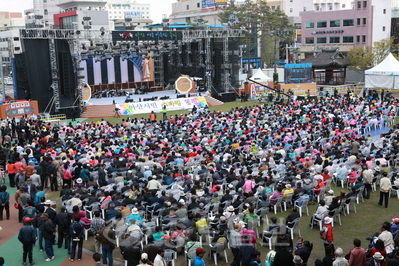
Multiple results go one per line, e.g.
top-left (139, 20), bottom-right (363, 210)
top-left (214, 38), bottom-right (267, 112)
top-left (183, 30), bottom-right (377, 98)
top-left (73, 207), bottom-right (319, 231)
top-left (348, 238), bottom-right (366, 266)
top-left (322, 217), bottom-right (334, 257)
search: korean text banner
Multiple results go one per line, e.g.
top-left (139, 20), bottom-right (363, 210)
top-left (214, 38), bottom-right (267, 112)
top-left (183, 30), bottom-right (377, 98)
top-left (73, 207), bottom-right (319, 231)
top-left (115, 96), bottom-right (208, 115)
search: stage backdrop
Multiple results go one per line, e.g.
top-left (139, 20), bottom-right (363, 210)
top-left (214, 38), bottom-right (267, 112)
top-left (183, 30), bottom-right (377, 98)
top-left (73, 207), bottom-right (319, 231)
top-left (116, 96), bottom-right (207, 115)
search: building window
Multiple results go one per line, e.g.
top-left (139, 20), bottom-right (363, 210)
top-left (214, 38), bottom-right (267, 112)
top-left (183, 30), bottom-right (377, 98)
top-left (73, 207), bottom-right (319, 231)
top-left (315, 5), bottom-right (319, 11)
top-left (186, 5), bottom-right (189, 10)
top-left (356, 35), bottom-right (360, 42)
top-left (383, 9), bottom-right (386, 14)
top-left (197, 3), bottom-right (200, 7)
top-left (305, 37), bottom-right (314, 44)
top-left (363, 18), bottom-right (366, 25)
top-left (317, 37), bottom-right (327, 43)
top-left (362, 35), bottom-right (366, 42)
top-left (44, 9), bottom-right (48, 15)
top-left (330, 20), bottom-right (340, 27)
top-left (44, 0), bottom-right (47, 2)
top-left (357, 1), bottom-right (361, 8)
top-left (343, 19), bottom-right (354, 26)
top-left (383, 26), bottom-right (385, 31)
top-left (363, 1), bottom-right (367, 8)
top-left (357, 18), bottom-right (361, 25)
top-left (329, 4), bottom-right (332, 10)
top-left (317, 21), bottom-right (327, 28)
top-left (272, 6), bottom-right (275, 10)
top-left (343, 36), bottom-right (354, 43)
top-left (290, 8), bottom-right (293, 12)
top-left (330, 36), bottom-right (340, 43)
top-left (342, 4), bottom-right (346, 8)
top-left (305, 22), bottom-right (314, 28)
top-left (303, 7), bottom-right (306, 11)
top-left (290, 0), bottom-right (293, 2)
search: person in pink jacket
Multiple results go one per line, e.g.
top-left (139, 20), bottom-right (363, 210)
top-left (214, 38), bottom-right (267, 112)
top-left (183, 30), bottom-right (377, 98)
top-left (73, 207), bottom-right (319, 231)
top-left (243, 176), bottom-right (255, 194)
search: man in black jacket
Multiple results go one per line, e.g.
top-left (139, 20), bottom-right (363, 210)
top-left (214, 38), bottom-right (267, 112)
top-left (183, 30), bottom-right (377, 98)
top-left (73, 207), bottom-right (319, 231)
top-left (123, 238), bottom-right (142, 266)
top-left (45, 201), bottom-right (57, 223)
top-left (55, 206), bottom-right (69, 249)
top-left (41, 213), bottom-right (56, 262)
top-left (18, 217), bottom-right (37, 266)
top-left (98, 164), bottom-right (107, 186)
top-left (46, 160), bottom-right (57, 191)
top-left (70, 216), bottom-right (84, 261)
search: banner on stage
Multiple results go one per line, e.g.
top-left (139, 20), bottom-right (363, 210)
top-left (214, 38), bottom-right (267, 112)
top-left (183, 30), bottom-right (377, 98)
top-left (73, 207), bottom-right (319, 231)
top-left (115, 96), bottom-right (208, 115)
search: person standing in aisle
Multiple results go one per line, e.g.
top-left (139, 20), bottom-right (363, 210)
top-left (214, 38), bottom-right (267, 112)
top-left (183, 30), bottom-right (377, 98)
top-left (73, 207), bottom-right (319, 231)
top-left (378, 172), bottom-right (392, 208)
top-left (162, 105), bottom-right (167, 120)
top-left (0, 185), bottom-right (10, 220)
top-left (18, 217), bottom-right (37, 266)
top-left (41, 213), bottom-right (56, 262)
top-left (70, 216), bottom-right (84, 261)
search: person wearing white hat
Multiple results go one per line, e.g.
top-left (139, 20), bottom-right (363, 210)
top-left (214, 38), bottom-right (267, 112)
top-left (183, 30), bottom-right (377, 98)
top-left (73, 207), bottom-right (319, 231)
top-left (137, 253), bottom-right (151, 266)
top-left (325, 190), bottom-right (335, 206)
top-left (322, 216), bottom-right (334, 257)
top-left (146, 175), bottom-right (162, 191)
top-left (127, 208), bottom-right (145, 223)
top-left (293, 255), bottom-right (303, 266)
top-left (372, 252), bottom-right (385, 265)
top-left (333, 248), bottom-right (348, 266)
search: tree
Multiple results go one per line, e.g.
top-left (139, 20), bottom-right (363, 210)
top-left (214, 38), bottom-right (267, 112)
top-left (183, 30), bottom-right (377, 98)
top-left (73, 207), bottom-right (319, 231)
top-left (218, 0), bottom-right (294, 74)
top-left (347, 37), bottom-right (398, 73)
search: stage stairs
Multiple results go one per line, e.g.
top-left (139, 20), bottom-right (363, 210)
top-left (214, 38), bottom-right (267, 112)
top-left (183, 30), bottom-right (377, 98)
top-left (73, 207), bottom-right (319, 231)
top-left (204, 95), bottom-right (224, 107)
top-left (80, 105), bottom-right (117, 118)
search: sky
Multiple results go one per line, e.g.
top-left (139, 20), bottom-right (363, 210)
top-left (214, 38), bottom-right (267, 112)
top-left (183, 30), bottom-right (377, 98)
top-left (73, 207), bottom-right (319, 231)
top-left (0, 0), bottom-right (177, 24)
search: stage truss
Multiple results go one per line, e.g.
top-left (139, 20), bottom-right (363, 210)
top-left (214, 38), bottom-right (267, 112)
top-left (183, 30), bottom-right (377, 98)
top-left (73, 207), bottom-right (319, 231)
top-left (19, 29), bottom-right (244, 110)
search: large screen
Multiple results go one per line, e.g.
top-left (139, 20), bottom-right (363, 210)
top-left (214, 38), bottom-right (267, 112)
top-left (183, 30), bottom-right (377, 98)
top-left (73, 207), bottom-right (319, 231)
top-left (284, 63), bottom-right (313, 84)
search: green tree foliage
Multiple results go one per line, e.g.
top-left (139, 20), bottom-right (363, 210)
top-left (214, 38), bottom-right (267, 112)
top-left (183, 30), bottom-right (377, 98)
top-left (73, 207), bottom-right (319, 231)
top-left (218, 0), bottom-right (294, 71)
top-left (347, 37), bottom-right (398, 72)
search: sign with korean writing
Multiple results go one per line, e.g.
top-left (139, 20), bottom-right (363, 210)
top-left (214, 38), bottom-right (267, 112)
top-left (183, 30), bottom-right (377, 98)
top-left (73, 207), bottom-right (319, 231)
top-left (215, 0), bottom-right (227, 6)
top-left (125, 11), bottom-right (142, 18)
top-left (112, 31), bottom-right (182, 41)
top-left (5, 101), bottom-right (36, 117)
top-left (202, 0), bottom-right (215, 8)
top-left (115, 97), bottom-right (208, 115)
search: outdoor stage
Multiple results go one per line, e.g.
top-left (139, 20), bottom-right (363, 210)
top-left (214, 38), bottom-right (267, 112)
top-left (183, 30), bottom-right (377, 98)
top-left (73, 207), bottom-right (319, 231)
top-left (87, 89), bottom-right (199, 106)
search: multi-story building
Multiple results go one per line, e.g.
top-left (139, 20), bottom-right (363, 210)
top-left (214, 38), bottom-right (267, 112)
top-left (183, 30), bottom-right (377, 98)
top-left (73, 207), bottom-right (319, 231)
top-left (300, 0), bottom-right (391, 57)
top-left (0, 12), bottom-right (25, 31)
top-left (53, 0), bottom-right (109, 30)
top-left (105, 0), bottom-right (152, 30)
top-left (25, 0), bottom-right (61, 28)
top-left (169, 0), bottom-right (225, 25)
top-left (0, 29), bottom-right (22, 76)
top-left (24, 0), bottom-right (152, 30)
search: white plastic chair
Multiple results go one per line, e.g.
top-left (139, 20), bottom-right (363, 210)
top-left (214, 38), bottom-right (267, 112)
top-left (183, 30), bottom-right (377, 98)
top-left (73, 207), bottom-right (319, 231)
top-left (164, 249), bottom-right (177, 266)
top-left (345, 197), bottom-right (357, 214)
top-left (273, 196), bottom-right (283, 214)
top-left (311, 210), bottom-right (328, 231)
top-left (210, 243), bottom-right (228, 265)
top-left (185, 249), bottom-right (197, 266)
top-left (286, 217), bottom-right (301, 240)
top-left (294, 198), bottom-right (309, 217)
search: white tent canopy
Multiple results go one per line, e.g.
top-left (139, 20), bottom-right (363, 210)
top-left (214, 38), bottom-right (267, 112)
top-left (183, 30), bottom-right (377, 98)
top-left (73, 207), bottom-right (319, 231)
top-left (365, 53), bottom-right (399, 89)
top-left (251, 68), bottom-right (272, 82)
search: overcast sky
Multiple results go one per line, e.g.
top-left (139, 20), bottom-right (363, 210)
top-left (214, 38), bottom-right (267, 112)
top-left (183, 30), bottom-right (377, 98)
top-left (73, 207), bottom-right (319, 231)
top-left (0, 0), bottom-right (177, 23)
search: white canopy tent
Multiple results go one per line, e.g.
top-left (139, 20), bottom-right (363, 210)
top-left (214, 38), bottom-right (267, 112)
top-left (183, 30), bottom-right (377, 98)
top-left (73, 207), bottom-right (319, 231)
top-left (365, 53), bottom-right (399, 89)
top-left (251, 68), bottom-right (273, 82)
